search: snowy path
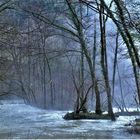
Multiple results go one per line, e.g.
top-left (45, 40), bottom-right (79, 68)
top-left (0, 100), bottom-right (139, 139)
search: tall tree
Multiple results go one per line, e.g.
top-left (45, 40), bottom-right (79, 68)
top-left (99, 2), bottom-right (115, 120)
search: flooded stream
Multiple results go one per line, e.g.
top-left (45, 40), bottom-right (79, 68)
top-left (0, 100), bottom-right (139, 139)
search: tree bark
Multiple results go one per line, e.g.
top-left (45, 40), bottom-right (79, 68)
top-left (99, 3), bottom-right (115, 120)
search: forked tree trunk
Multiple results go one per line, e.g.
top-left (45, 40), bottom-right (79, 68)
top-left (66, 0), bottom-right (102, 114)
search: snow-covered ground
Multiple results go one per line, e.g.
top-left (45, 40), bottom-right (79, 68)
top-left (0, 100), bottom-right (139, 139)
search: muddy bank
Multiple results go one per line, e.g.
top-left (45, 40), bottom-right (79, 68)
top-left (63, 112), bottom-right (118, 120)
top-left (126, 118), bottom-right (140, 134)
top-left (115, 111), bottom-right (140, 116)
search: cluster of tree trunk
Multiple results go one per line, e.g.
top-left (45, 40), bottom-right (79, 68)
top-left (0, 0), bottom-right (139, 121)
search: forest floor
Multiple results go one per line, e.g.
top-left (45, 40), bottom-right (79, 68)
top-left (0, 100), bottom-right (140, 139)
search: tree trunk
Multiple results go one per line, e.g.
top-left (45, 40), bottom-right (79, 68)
top-left (99, 3), bottom-right (115, 120)
top-left (100, 0), bottom-right (140, 103)
top-left (66, 0), bottom-right (102, 114)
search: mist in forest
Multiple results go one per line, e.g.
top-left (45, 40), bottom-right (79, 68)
top-left (0, 0), bottom-right (140, 139)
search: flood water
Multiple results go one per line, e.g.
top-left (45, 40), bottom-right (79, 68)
top-left (0, 100), bottom-right (139, 139)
